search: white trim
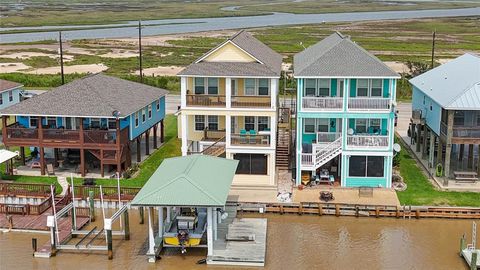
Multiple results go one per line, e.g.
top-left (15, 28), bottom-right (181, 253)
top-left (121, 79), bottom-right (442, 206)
top-left (343, 151), bottom-right (393, 157)
top-left (0, 85), bottom-right (23, 94)
top-left (295, 76), bottom-right (400, 79)
top-left (178, 75), bottom-right (279, 79)
top-left (1, 113), bottom-right (127, 119)
top-left (195, 40), bottom-right (264, 65)
top-left (347, 155), bottom-right (386, 178)
top-left (181, 107), bottom-right (276, 113)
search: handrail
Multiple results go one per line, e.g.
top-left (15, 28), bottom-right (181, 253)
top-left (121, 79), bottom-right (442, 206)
top-left (316, 132), bottom-right (341, 143)
top-left (201, 136), bottom-right (226, 156)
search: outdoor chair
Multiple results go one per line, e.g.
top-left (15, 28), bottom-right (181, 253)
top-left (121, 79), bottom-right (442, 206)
top-left (249, 130), bottom-right (257, 144)
top-left (240, 129), bottom-right (247, 144)
top-left (46, 164), bottom-right (55, 175)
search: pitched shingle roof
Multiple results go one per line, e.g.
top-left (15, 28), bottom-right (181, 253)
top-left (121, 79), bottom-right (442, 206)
top-left (131, 155), bottom-right (238, 207)
top-left (294, 32), bottom-right (399, 78)
top-left (178, 30), bottom-right (282, 77)
top-left (0, 79), bottom-right (23, 93)
top-left (410, 53), bottom-right (480, 110)
top-left (0, 74), bottom-right (168, 118)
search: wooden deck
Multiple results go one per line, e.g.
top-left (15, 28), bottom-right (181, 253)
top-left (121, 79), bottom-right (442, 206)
top-left (0, 211), bottom-right (89, 231)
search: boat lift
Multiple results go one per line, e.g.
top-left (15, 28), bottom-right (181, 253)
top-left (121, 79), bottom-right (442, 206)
top-left (460, 222), bottom-right (479, 270)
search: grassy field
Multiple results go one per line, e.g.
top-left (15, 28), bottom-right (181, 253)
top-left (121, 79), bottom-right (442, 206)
top-left (2, 0), bottom-right (479, 27)
top-left (396, 147), bottom-right (480, 207)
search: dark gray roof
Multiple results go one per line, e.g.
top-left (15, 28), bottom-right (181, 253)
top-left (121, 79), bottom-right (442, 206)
top-left (0, 79), bottom-right (23, 93)
top-left (294, 32), bottom-right (399, 78)
top-left (0, 74), bottom-right (168, 118)
top-left (179, 30), bottom-right (282, 77)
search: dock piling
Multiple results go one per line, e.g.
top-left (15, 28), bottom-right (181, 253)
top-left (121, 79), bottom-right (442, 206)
top-left (139, 207), bottom-right (144, 224)
top-left (471, 252), bottom-right (477, 270)
top-left (107, 229), bottom-right (113, 260)
top-left (32, 238), bottom-right (37, 255)
top-left (460, 234), bottom-right (466, 254)
top-left (88, 191), bottom-right (95, 222)
top-left (123, 210), bottom-right (130, 240)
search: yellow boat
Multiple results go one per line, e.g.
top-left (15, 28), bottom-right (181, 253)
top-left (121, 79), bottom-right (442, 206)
top-left (163, 208), bottom-right (207, 250)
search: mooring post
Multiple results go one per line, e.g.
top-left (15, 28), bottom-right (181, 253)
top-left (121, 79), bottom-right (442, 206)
top-left (50, 225), bottom-right (57, 256)
top-left (107, 229), bottom-right (113, 260)
top-left (139, 207), bottom-right (144, 224)
top-left (471, 252), bottom-right (477, 270)
top-left (7, 215), bottom-right (13, 230)
top-left (71, 208), bottom-right (76, 234)
top-left (88, 190), bottom-right (95, 222)
top-left (123, 210), bottom-right (130, 240)
top-left (460, 234), bottom-right (466, 254)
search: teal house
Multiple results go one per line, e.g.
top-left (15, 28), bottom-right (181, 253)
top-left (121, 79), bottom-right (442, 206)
top-left (293, 32), bottom-right (400, 188)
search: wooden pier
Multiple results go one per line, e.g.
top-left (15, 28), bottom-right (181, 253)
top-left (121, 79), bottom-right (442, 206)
top-left (235, 201), bottom-right (480, 219)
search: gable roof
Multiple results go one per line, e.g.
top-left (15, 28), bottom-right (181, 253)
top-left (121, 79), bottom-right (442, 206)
top-left (0, 79), bottom-right (23, 93)
top-left (0, 74), bottom-right (168, 118)
top-left (410, 53), bottom-right (480, 110)
top-left (294, 32), bottom-right (399, 78)
top-left (178, 30), bottom-right (282, 77)
top-left (131, 155), bottom-right (238, 207)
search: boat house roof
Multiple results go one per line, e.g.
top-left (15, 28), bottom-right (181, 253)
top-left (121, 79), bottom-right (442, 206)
top-left (131, 155), bottom-right (238, 207)
top-left (409, 53), bottom-right (480, 110)
top-left (0, 74), bottom-right (168, 118)
top-left (294, 32), bottom-right (399, 78)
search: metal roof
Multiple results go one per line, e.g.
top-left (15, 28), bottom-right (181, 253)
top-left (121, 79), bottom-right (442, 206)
top-left (131, 155), bottom-right (238, 207)
top-left (0, 79), bottom-right (23, 93)
top-left (410, 53), bottom-right (480, 110)
top-left (0, 74), bottom-right (168, 118)
top-left (294, 32), bottom-right (399, 78)
top-left (178, 30), bottom-right (282, 77)
top-left (0, 149), bottom-right (18, 164)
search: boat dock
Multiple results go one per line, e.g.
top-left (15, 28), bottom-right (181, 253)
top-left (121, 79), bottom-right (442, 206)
top-left (461, 248), bottom-right (480, 269)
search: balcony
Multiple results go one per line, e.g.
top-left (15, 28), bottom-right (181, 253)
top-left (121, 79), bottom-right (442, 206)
top-left (346, 135), bottom-right (389, 148)
top-left (202, 129), bottom-right (226, 141)
top-left (316, 132), bottom-right (341, 143)
top-left (231, 132), bottom-right (271, 147)
top-left (348, 98), bottom-right (391, 111)
top-left (441, 122), bottom-right (480, 139)
top-left (186, 94), bottom-right (226, 107)
top-left (302, 97), bottom-right (343, 111)
top-left (231, 96), bottom-right (271, 108)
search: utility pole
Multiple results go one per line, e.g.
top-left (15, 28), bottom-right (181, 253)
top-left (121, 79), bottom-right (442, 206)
top-left (59, 31), bottom-right (65, 85)
top-left (431, 31), bottom-right (436, 69)
top-left (138, 20), bottom-right (143, 83)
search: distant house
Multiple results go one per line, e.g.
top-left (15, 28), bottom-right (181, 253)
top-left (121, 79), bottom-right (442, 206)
top-left (410, 53), bottom-right (480, 179)
top-left (177, 30), bottom-right (283, 187)
top-left (0, 79), bottom-right (23, 110)
top-left (0, 74), bottom-right (168, 177)
top-left (294, 32), bottom-right (400, 188)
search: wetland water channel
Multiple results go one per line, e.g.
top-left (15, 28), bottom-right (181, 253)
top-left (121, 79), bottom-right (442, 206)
top-left (0, 210), bottom-right (474, 270)
top-left (0, 7), bottom-right (480, 43)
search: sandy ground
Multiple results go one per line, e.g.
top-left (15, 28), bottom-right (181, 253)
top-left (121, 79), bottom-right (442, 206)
top-left (98, 49), bottom-right (138, 58)
top-left (113, 29), bottom-right (236, 46)
top-left (293, 187), bottom-right (400, 206)
top-left (0, 62), bottom-right (31, 73)
top-left (133, 65), bottom-right (184, 76)
top-left (25, 63), bottom-right (108, 74)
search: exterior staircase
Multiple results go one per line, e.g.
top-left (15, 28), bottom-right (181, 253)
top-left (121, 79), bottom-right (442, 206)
top-left (311, 136), bottom-right (342, 170)
top-left (276, 109), bottom-right (291, 169)
top-left (88, 149), bottom-right (120, 164)
top-left (201, 137), bottom-right (226, 157)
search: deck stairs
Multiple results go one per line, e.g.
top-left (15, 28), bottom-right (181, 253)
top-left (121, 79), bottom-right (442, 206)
top-left (88, 149), bottom-right (120, 164)
top-left (201, 137), bottom-right (226, 157)
top-left (311, 136), bottom-right (342, 170)
top-left (276, 123), bottom-right (291, 170)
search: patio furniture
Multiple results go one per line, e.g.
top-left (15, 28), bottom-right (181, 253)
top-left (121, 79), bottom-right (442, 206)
top-left (249, 130), bottom-right (257, 144)
top-left (258, 130), bottom-right (270, 145)
top-left (240, 129), bottom-right (247, 144)
top-left (31, 161), bottom-right (41, 169)
top-left (46, 164), bottom-right (55, 175)
top-left (454, 171), bottom-right (478, 183)
top-left (319, 191), bottom-right (334, 202)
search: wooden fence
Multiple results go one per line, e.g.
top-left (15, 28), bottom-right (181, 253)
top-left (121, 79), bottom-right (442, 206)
top-left (0, 183), bottom-right (53, 197)
top-left (73, 186), bottom-right (140, 201)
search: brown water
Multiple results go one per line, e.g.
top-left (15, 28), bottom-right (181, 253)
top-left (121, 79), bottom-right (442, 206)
top-left (0, 211), bottom-right (473, 270)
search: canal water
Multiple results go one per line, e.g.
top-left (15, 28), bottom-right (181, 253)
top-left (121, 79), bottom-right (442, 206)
top-left (0, 212), bottom-right (473, 270)
top-left (1, 7), bottom-right (480, 43)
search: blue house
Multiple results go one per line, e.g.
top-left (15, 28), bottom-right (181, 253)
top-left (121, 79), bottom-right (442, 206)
top-left (294, 32), bottom-right (400, 188)
top-left (410, 53), bottom-right (480, 180)
top-left (0, 79), bottom-right (23, 110)
top-left (0, 74), bottom-right (168, 177)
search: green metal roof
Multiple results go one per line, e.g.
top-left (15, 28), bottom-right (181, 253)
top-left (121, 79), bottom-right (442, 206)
top-left (131, 155), bottom-right (238, 207)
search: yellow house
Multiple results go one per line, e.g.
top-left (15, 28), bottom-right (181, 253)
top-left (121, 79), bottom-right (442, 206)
top-left (177, 30), bottom-right (283, 187)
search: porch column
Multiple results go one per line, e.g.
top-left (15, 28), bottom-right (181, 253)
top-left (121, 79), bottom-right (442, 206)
top-left (226, 116), bottom-right (231, 148)
top-left (437, 139), bottom-right (443, 166)
top-left (145, 129), bottom-right (150, 156)
top-left (116, 118), bottom-right (121, 175)
top-left (153, 124), bottom-right (158, 149)
top-left (160, 119), bottom-right (164, 143)
top-left (467, 144), bottom-right (474, 169)
top-left (181, 114), bottom-right (188, 156)
top-left (270, 115), bottom-right (277, 147)
top-left (459, 144), bottom-right (465, 162)
top-left (213, 208), bottom-right (218, 241)
top-left (422, 126), bottom-right (428, 159)
top-left (126, 143), bottom-right (132, 168)
top-left (416, 124), bottom-right (421, 153)
top-left (20, 146), bottom-right (26, 166)
top-left (225, 77), bottom-right (231, 109)
top-left (158, 207), bottom-right (164, 238)
top-left (147, 207), bottom-right (156, 262)
top-left (80, 149), bottom-right (85, 177)
top-left (270, 78), bottom-right (277, 109)
top-left (136, 136), bottom-right (141, 163)
top-left (429, 133), bottom-right (435, 168)
top-left (444, 110), bottom-right (454, 180)
top-left (180, 77), bottom-right (187, 108)
top-left (100, 149), bottom-right (104, 177)
top-left (1, 116), bottom-right (7, 145)
top-left (166, 207), bottom-right (171, 223)
top-left (477, 145), bottom-right (480, 178)
top-left (40, 147), bottom-right (46, 175)
top-left (207, 207), bottom-right (213, 256)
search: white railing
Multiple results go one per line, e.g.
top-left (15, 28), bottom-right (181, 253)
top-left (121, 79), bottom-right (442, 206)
top-left (314, 137), bottom-right (342, 166)
top-left (302, 97), bottom-right (343, 111)
top-left (301, 154), bottom-right (313, 166)
top-left (348, 98), bottom-right (390, 110)
top-left (316, 132), bottom-right (341, 143)
top-left (347, 135), bottom-right (389, 148)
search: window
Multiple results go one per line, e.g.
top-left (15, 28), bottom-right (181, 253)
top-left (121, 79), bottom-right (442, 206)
top-left (245, 116), bottom-right (255, 131)
top-left (357, 79), bottom-right (369, 97)
top-left (194, 115), bottom-right (205, 131)
top-left (349, 156), bottom-right (384, 178)
top-left (194, 77), bottom-right (205, 94)
top-left (108, 119), bottom-right (116, 130)
top-left (304, 118), bottom-right (315, 133)
top-left (454, 111), bottom-right (464, 126)
top-left (304, 79), bottom-right (316, 97)
top-left (371, 79), bottom-right (382, 97)
top-left (148, 105), bottom-right (152, 119)
top-left (367, 156), bottom-right (384, 177)
top-left (47, 117), bottom-right (56, 128)
top-left (258, 79), bottom-right (269, 95)
top-left (8, 90), bottom-right (13, 102)
top-left (245, 79), bottom-right (256, 96)
top-left (156, 100), bottom-right (160, 111)
top-left (65, 117), bottom-right (72, 129)
top-left (349, 156), bottom-right (366, 177)
top-left (234, 153), bottom-right (268, 175)
top-left (207, 78), bottom-right (218, 95)
top-left (207, 115), bottom-right (218, 131)
top-left (29, 117), bottom-right (38, 128)
top-left (316, 118), bottom-right (329, 132)
top-left (142, 109), bottom-right (146, 123)
top-left (135, 112), bottom-right (139, 127)
top-left (90, 118), bottom-right (100, 129)
top-left (0, 94), bottom-right (3, 105)
top-left (258, 116), bottom-right (269, 131)
top-left (355, 119), bottom-right (367, 134)
top-left (317, 79), bottom-right (330, 97)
